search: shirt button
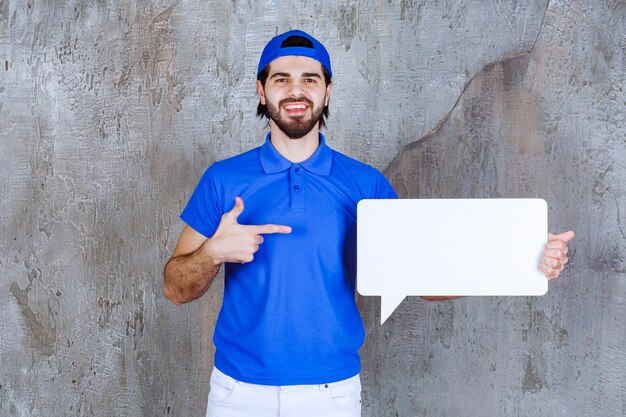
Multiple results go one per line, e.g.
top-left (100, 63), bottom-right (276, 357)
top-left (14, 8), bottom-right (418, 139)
top-left (294, 185), bottom-right (300, 190)
top-left (295, 168), bottom-right (300, 173)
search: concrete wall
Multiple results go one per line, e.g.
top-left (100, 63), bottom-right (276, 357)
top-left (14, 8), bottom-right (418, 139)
top-left (1, 1), bottom-right (623, 416)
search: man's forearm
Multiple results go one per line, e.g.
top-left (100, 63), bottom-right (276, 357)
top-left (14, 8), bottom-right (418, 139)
top-left (163, 243), bottom-right (222, 305)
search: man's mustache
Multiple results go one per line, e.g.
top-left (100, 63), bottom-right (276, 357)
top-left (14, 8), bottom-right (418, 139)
top-left (278, 97), bottom-right (314, 107)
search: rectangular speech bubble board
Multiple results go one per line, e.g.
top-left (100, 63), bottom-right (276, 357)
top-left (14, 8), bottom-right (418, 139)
top-left (357, 199), bottom-right (548, 324)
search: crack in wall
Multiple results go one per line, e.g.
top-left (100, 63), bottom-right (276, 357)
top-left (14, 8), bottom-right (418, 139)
top-left (388, 0), bottom-right (551, 166)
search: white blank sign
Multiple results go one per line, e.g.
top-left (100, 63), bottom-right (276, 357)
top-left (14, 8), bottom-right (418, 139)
top-left (357, 199), bottom-right (548, 324)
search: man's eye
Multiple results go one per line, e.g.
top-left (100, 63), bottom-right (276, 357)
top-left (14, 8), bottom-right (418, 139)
top-left (305, 78), bottom-right (317, 83)
top-left (276, 78), bottom-right (287, 83)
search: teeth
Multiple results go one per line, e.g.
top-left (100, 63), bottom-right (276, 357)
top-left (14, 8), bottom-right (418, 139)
top-left (285, 104), bottom-right (306, 110)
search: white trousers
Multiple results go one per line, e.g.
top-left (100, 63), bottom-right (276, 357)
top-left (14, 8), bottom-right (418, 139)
top-left (206, 367), bottom-right (362, 417)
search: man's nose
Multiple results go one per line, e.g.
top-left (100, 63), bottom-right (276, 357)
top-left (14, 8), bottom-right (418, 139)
top-left (288, 80), bottom-right (304, 96)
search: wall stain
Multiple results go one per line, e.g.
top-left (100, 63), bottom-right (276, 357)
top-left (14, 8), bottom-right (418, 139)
top-left (148, 2), bottom-right (184, 112)
top-left (336, 4), bottom-right (357, 52)
top-left (98, 297), bottom-right (123, 329)
top-left (148, 2), bottom-right (178, 31)
top-left (155, 48), bottom-right (183, 112)
top-left (522, 356), bottom-right (545, 393)
top-left (400, 0), bottom-right (425, 23)
top-left (9, 283), bottom-right (57, 357)
top-left (432, 300), bottom-right (455, 349)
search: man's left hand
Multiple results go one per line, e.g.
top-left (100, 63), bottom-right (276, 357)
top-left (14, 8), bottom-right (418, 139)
top-left (540, 231), bottom-right (575, 279)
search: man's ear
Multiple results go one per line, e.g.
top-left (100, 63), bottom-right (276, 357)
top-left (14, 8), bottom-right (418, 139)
top-left (256, 80), bottom-right (266, 105)
top-left (324, 81), bottom-right (333, 106)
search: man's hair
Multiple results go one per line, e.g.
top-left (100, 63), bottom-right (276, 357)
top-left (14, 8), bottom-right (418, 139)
top-left (256, 35), bottom-right (332, 129)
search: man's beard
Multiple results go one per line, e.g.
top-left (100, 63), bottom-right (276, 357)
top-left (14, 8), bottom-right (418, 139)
top-left (266, 97), bottom-right (325, 139)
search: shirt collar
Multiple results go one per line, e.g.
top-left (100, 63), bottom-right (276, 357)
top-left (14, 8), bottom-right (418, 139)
top-left (259, 132), bottom-right (333, 176)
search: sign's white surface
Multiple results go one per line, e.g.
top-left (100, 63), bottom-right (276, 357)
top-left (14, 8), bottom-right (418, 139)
top-left (357, 199), bottom-right (548, 324)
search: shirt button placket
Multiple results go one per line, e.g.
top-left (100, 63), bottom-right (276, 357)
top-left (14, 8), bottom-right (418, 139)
top-left (290, 164), bottom-right (306, 211)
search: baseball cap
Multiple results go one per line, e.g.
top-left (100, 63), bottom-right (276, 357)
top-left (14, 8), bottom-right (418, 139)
top-left (257, 30), bottom-right (332, 78)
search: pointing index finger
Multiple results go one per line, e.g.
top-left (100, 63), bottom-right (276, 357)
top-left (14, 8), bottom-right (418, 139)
top-left (247, 224), bottom-right (292, 235)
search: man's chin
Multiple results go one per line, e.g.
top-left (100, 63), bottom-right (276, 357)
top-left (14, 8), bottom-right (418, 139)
top-left (273, 120), bottom-right (318, 140)
top-left (285, 129), bottom-right (313, 140)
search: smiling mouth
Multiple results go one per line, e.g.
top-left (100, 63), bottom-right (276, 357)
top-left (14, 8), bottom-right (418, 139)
top-left (284, 103), bottom-right (307, 110)
top-left (282, 102), bottom-right (309, 116)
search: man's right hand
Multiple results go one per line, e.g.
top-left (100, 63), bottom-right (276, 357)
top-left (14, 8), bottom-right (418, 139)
top-left (205, 196), bottom-right (292, 265)
top-left (163, 196), bottom-right (292, 305)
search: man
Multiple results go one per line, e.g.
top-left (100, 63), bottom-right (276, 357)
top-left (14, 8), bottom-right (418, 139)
top-left (163, 30), bottom-right (574, 417)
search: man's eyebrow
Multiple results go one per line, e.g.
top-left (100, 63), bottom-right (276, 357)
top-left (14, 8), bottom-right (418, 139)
top-left (270, 72), bottom-right (291, 79)
top-left (302, 72), bottom-right (322, 78)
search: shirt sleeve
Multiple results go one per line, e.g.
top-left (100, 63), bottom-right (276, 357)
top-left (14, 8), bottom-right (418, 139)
top-left (372, 170), bottom-right (399, 199)
top-left (180, 165), bottom-right (224, 238)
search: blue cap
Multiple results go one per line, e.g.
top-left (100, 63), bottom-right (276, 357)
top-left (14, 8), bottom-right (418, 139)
top-left (257, 30), bottom-right (332, 78)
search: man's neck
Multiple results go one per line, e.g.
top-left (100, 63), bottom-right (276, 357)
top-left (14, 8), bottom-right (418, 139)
top-left (269, 123), bottom-right (320, 163)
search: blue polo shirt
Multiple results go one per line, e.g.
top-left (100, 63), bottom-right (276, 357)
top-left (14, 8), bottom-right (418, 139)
top-left (180, 133), bottom-right (397, 385)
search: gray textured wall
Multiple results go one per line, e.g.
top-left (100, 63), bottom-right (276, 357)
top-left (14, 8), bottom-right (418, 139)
top-left (1, 1), bottom-right (624, 416)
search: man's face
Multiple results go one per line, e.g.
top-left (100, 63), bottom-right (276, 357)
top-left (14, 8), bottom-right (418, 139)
top-left (257, 55), bottom-right (332, 139)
